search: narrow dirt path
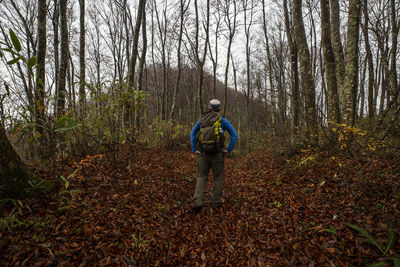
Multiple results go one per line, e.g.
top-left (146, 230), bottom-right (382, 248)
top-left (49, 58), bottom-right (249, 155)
top-left (1, 145), bottom-right (399, 266)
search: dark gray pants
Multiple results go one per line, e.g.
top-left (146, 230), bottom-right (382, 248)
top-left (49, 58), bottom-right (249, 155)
top-left (193, 151), bottom-right (224, 208)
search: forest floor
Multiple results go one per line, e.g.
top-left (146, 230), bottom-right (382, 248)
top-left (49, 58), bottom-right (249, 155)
top-left (1, 144), bottom-right (400, 266)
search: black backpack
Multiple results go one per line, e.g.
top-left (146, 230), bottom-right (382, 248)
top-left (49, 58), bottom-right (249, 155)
top-left (197, 111), bottom-right (225, 153)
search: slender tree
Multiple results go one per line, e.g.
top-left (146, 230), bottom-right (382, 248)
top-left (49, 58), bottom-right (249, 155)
top-left (243, 0), bottom-right (255, 131)
top-left (293, 0), bottom-right (318, 141)
top-left (136, 2), bottom-right (147, 126)
top-left (389, 0), bottom-right (398, 103)
top-left (261, 0), bottom-right (276, 132)
top-left (125, 0), bottom-right (146, 124)
top-left (342, 0), bottom-right (361, 125)
top-left (207, 1), bottom-right (222, 98)
top-left (137, 4), bottom-right (147, 93)
top-left (170, 0), bottom-right (189, 120)
top-left (330, 0), bottom-right (345, 105)
top-left (153, 0), bottom-right (168, 120)
top-left (283, 0), bottom-right (300, 135)
top-left (79, 0), bottom-right (86, 112)
top-left (35, 0), bottom-right (47, 134)
top-left (362, 0), bottom-right (375, 119)
top-left (56, 0), bottom-right (69, 115)
top-left (320, 0), bottom-right (341, 123)
top-left (222, 0), bottom-right (237, 116)
top-left (194, 0), bottom-right (210, 115)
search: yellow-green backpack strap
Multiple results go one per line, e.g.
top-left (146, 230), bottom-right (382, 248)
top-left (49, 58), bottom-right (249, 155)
top-left (214, 117), bottom-right (222, 142)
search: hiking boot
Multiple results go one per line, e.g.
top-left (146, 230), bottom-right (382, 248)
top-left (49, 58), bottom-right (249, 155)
top-left (211, 203), bottom-right (222, 209)
top-left (192, 206), bottom-right (202, 213)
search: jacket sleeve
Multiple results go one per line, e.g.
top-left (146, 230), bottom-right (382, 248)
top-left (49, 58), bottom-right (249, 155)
top-left (190, 121), bottom-right (200, 152)
top-left (221, 118), bottom-right (238, 153)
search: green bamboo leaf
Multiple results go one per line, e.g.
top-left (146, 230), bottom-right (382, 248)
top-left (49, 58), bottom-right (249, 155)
top-left (54, 122), bottom-right (79, 133)
top-left (370, 262), bottom-right (384, 267)
top-left (67, 168), bottom-right (79, 179)
top-left (325, 226), bottom-right (337, 235)
top-left (54, 114), bottom-right (69, 129)
top-left (348, 224), bottom-right (384, 254)
top-left (1, 48), bottom-right (14, 53)
top-left (393, 258), bottom-right (400, 267)
top-left (384, 230), bottom-right (396, 255)
top-left (60, 176), bottom-right (69, 189)
top-left (9, 29), bottom-right (21, 52)
top-left (7, 56), bottom-right (23, 65)
top-left (27, 56), bottom-right (37, 68)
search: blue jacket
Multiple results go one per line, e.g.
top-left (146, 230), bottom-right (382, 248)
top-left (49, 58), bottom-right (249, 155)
top-left (190, 117), bottom-right (238, 153)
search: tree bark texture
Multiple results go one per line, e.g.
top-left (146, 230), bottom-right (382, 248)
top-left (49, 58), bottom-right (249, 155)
top-left (136, 5), bottom-right (147, 127)
top-left (329, 0), bottom-right (345, 105)
top-left (362, 0), bottom-right (375, 119)
top-left (342, 0), bottom-right (361, 125)
top-left (56, 0), bottom-right (69, 116)
top-left (390, 0), bottom-right (398, 102)
top-left (52, 0), bottom-right (59, 114)
top-left (79, 0), bottom-right (86, 112)
top-left (125, 0), bottom-right (146, 125)
top-left (170, 0), bottom-right (188, 120)
top-left (283, 0), bottom-right (300, 135)
top-left (35, 0), bottom-right (47, 133)
top-left (137, 6), bottom-right (147, 93)
top-left (223, 1), bottom-right (237, 116)
top-left (293, 0), bottom-right (318, 141)
top-left (320, 0), bottom-right (341, 123)
top-left (194, 0), bottom-right (210, 115)
top-left (127, 0), bottom-right (146, 87)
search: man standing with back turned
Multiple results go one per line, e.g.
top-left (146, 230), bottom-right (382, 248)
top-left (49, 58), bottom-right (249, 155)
top-left (190, 99), bottom-right (238, 212)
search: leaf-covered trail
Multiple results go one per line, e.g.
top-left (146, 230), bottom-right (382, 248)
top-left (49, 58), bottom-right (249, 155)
top-left (1, 145), bottom-right (399, 266)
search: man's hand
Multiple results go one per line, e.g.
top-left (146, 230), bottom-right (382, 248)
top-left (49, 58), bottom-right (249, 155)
top-left (194, 150), bottom-right (201, 154)
top-left (223, 149), bottom-right (228, 155)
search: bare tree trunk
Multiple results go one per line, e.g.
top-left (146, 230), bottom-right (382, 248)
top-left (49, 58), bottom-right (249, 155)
top-left (136, 5), bottom-right (147, 127)
top-left (231, 55), bottom-right (241, 151)
top-left (194, 0), bottom-right (210, 115)
top-left (342, 0), bottom-right (361, 125)
top-left (125, 0), bottom-right (146, 125)
top-left (261, 0), bottom-right (276, 132)
top-left (330, 0), bottom-right (345, 106)
top-left (320, 0), bottom-right (341, 123)
top-left (153, 0), bottom-right (168, 120)
top-left (362, 0), bottom-right (375, 119)
top-left (243, 0), bottom-right (255, 133)
top-left (293, 0), bottom-right (318, 142)
top-left (79, 0), bottom-right (86, 112)
top-left (207, 2), bottom-right (221, 98)
top-left (390, 0), bottom-right (399, 103)
top-left (222, 1), bottom-right (237, 116)
top-left (137, 7), bottom-right (147, 93)
top-left (283, 0), bottom-right (300, 136)
top-left (359, 57), bottom-right (367, 118)
top-left (52, 0), bottom-right (59, 114)
top-left (56, 0), bottom-right (69, 116)
top-left (35, 0), bottom-right (47, 137)
top-left (170, 0), bottom-right (189, 120)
